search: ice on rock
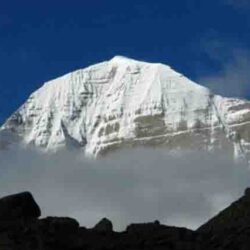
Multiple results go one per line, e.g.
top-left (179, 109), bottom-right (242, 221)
top-left (1, 56), bottom-right (250, 161)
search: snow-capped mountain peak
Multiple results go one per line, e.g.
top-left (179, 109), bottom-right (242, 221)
top-left (1, 56), bottom-right (250, 160)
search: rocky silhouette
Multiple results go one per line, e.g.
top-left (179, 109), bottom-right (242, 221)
top-left (0, 190), bottom-right (250, 250)
top-left (93, 218), bottom-right (113, 233)
top-left (0, 192), bottom-right (41, 220)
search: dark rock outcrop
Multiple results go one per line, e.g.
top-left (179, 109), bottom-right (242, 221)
top-left (197, 187), bottom-right (250, 249)
top-left (39, 217), bottom-right (80, 250)
top-left (93, 217), bottom-right (113, 233)
top-left (0, 192), bottom-right (41, 220)
top-left (1, 189), bottom-right (250, 249)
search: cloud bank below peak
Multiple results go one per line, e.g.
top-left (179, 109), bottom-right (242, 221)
top-left (0, 145), bottom-right (249, 231)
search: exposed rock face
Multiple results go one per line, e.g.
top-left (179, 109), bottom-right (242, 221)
top-left (1, 190), bottom-right (250, 249)
top-left (1, 56), bottom-right (250, 161)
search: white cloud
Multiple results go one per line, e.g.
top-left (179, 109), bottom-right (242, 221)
top-left (223, 0), bottom-right (250, 9)
top-left (196, 34), bottom-right (250, 98)
top-left (0, 146), bottom-right (248, 231)
top-left (199, 49), bottom-right (250, 98)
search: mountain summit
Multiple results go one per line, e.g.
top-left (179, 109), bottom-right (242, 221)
top-left (1, 56), bottom-right (250, 159)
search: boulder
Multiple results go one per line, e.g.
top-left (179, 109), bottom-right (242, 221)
top-left (93, 217), bottom-right (113, 232)
top-left (0, 192), bottom-right (41, 220)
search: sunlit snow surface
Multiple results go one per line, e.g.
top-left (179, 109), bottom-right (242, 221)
top-left (1, 56), bottom-right (250, 161)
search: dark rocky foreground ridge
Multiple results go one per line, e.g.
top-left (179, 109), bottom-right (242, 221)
top-left (0, 191), bottom-right (250, 250)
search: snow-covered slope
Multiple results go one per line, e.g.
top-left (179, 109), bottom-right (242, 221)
top-left (1, 56), bottom-right (250, 160)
